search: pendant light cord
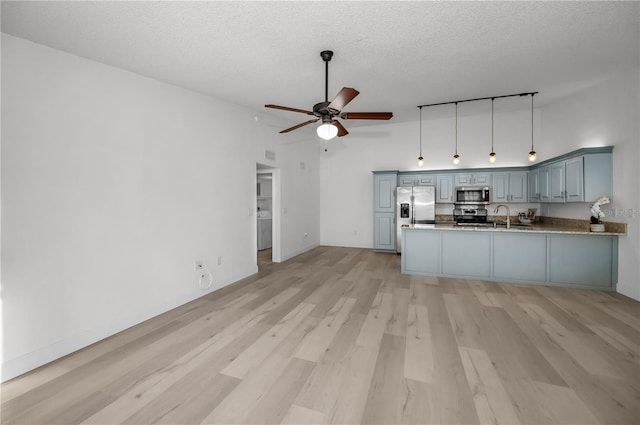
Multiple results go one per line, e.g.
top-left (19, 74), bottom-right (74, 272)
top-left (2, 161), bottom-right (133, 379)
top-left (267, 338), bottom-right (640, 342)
top-left (531, 93), bottom-right (535, 151)
top-left (454, 102), bottom-right (458, 155)
top-left (419, 107), bottom-right (423, 156)
top-left (491, 98), bottom-right (495, 152)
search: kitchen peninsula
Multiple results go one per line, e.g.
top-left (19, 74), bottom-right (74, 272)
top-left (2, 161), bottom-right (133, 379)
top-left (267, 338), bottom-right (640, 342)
top-left (401, 222), bottom-right (624, 291)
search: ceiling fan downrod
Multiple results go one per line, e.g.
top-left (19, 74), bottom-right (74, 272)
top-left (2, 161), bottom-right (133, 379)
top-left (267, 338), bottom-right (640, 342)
top-left (320, 50), bottom-right (333, 102)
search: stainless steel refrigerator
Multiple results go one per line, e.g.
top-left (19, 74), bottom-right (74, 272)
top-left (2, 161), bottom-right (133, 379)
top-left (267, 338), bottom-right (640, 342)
top-left (396, 185), bottom-right (436, 252)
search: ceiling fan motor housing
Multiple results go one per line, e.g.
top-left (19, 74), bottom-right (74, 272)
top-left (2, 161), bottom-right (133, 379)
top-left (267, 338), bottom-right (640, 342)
top-left (313, 101), bottom-right (338, 118)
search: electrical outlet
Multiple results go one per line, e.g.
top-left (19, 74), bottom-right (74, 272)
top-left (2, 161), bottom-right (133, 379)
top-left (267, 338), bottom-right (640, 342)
top-left (194, 260), bottom-right (202, 271)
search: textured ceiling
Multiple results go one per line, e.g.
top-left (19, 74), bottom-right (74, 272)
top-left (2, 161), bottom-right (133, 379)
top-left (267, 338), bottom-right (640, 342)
top-left (2, 1), bottom-right (639, 128)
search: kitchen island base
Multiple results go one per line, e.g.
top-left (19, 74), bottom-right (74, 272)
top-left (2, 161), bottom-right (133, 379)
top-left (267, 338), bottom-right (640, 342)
top-left (401, 227), bottom-right (618, 291)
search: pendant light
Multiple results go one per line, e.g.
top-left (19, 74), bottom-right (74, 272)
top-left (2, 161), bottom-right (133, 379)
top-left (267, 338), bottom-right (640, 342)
top-left (528, 93), bottom-right (537, 162)
top-left (489, 97), bottom-right (497, 163)
top-left (417, 107), bottom-right (424, 167)
top-left (453, 102), bottom-right (460, 164)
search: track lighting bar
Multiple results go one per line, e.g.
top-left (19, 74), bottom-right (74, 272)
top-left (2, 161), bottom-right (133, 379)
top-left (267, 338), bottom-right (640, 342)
top-left (417, 91), bottom-right (538, 109)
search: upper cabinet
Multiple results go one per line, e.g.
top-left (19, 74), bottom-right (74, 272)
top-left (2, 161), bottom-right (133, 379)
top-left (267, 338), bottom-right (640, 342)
top-left (436, 175), bottom-right (454, 203)
top-left (540, 150), bottom-right (611, 204)
top-left (493, 171), bottom-right (528, 203)
top-left (382, 147), bottom-right (612, 208)
top-left (397, 174), bottom-right (419, 187)
top-left (454, 172), bottom-right (491, 186)
top-left (398, 174), bottom-right (437, 186)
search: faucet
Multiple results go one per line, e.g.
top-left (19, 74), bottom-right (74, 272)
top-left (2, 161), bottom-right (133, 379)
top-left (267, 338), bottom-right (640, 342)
top-left (494, 204), bottom-right (511, 229)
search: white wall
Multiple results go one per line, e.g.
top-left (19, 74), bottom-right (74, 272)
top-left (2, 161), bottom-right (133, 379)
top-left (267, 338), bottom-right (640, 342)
top-left (319, 70), bottom-right (639, 300)
top-left (0, 34), bottom-right (320, 381)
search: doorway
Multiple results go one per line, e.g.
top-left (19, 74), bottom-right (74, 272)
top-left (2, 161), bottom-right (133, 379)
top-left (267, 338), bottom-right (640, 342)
top-left (256, 163), bottom-right (281, 267)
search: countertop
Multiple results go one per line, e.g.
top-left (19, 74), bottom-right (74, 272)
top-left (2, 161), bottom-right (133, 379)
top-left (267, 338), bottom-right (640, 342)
top-left (403, 222), bottom-right (626, 236)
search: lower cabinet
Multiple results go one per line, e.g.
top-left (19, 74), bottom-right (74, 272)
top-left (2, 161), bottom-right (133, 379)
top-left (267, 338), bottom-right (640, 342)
top-left (403, 230), bottom-right (440, 274)
top-left (374, 212), bottom-right (395, 252)
top-left (493, 233), bottom-right (547, 282)
top-left (442, 233), bottom-right (491, 278)
top-left (549, 235), bottom-right (617, 287)
top-left (401, 228), bottom-right (618, 290)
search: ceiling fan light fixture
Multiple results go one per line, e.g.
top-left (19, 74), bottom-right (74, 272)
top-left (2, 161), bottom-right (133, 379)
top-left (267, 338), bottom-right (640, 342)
top-left (317, 122), bottom-right (338, 140)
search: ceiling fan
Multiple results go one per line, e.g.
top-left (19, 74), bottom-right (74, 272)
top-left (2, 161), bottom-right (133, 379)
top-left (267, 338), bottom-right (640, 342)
top-left (265, 50), bottom-right (393, 140)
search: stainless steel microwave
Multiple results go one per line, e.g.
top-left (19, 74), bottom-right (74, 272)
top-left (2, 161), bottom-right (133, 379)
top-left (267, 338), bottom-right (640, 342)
top-left (455, 186), bottom-right (491, 205)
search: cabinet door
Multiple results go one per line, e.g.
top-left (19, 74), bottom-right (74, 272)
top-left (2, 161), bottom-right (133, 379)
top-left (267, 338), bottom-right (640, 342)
top-left (492, 172), bottom-right (509, 202)
top-left (509, 171), bottom-right (528, 202)
top-left (550, 162), bottom-right (566, 203)
top-left (549, 235), bottom-right (615, 288)
top-left (402, 230), bottom-right (440, 274)
top-left (474, 173), bottom-right (491, 185)
top-left (374, 212), bottom-right (395, 251)
top-left (455, 173), bottom-right (490, 186)
top-left (565, 157), bottom-right (584, 202)
top-left (529, 169), bottom-right (540, 202)
top-left (539, 166), bottom-right (551, 202)
top-left (374, 173), bottom-right (396, 212)
top-left (454, 174), bottom-right (473, 186)
top-left (417, 174), bottom-right (436, 185)
top-left (397, 174), bottom-right (417, 186)
top-left (436, 175), bottom-right (454, 203)
top-left (493, 233), bottom-right (547, 282)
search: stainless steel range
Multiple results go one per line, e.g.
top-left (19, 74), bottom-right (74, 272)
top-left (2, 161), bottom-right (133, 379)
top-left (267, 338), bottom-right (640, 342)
top-left (453, 204), bottom-right (493, 225)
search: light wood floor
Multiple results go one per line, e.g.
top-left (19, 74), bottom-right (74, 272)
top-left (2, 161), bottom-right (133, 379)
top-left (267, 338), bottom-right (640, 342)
top-left (2, 246), bottom-right (639, 424)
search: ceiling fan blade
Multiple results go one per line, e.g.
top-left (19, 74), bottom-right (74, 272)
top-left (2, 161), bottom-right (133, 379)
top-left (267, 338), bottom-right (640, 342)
top-left (328, 87), bottom-right (360, 112)
top-left (279, 119), bottom-right (319, 133)
top-left (340, 112), bottom-right (393, 120)
top-left (333, 120), bottom-right (349, 137)
top-left (265, 104), bottom-right (314, 115)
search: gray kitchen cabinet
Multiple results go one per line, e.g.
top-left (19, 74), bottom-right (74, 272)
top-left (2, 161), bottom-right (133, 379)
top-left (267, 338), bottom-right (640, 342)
top-left (583, 153), bottom-right (612, 202)
top-left (492, 171), bottom-right (528, 203)
top-left (529, 168), bottom-right (540, 202)
top-left (373, 171), bottom-right (397, 252)
top-left (493, 233), bottom-right (547, 282)
top-left (373, 172), bottom-right (397, 213)
top-left (550, 161), bottom-right (566, 203)
top-left (436, 174), bottom-right (454, 203)
top-left (564, 157), bottom-right (584, 202)
top-left (455, 172), bottom-right (491, 186)
top-left (402, 230), bottom-right (440, 274)
top-left (537, 149), bottom-right (611, 204)
top-left (442, 232), bottom-right (492, 278)
top-left (401, 227), bottom-right (618, 290)
top-left (539, 166), bottom-right (551, 202)
top-left (374, 212), bottom-right (396, 252)
top-left (398, 173), bottom-right (437, 186)
top-left (550, 157), bottom-right (584, 203)
top-left (549, 234), bottom-right (617, 287)
top-left (417, 174), bottom-right (437, 185)
top-left (397, 174), bottom-right (418, 186)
